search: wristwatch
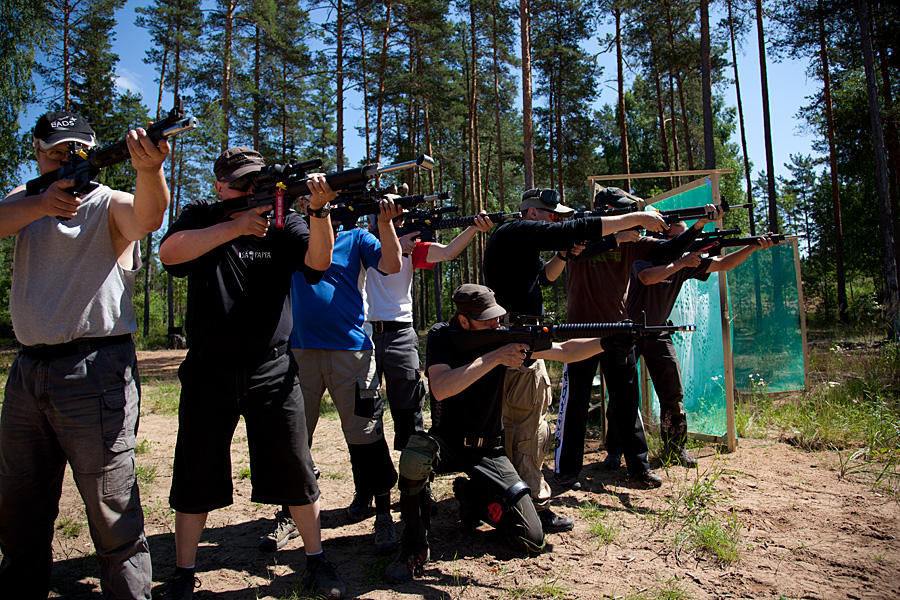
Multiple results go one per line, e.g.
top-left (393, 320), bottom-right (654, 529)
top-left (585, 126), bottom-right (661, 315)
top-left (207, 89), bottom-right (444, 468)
top-left (307, 202), bottom-right (331, 219)
top-left (556, 251), bottom-right (569, 262)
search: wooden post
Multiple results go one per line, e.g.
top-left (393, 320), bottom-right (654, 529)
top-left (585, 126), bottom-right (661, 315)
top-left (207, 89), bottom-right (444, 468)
top-left (793, 238), bottom-right (811, 391)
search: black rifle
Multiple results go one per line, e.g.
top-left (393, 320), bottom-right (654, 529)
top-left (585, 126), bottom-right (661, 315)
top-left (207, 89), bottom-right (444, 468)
top-left (26, 97), bottom-right (199, 198)
top-left (445, 315), bottom-right (695, 359)
top-left (214, 154), bottom-right (435, 227)
top-left (395, 206), bottom-right (522, 241)
top-left (330, 191), bottom-right (452, 225)
top-left (688, 232), bottom-right (803, 252)
top-left (573, 199), bottom-right (752, 225)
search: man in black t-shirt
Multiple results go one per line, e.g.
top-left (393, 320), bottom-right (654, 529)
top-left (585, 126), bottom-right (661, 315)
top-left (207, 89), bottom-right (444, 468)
top-left (384, 284), bottom-right (609, 584)
top-left (158, 147), bottom-right (345, 600)
top-left (628, 222), bottom-right (775, 466)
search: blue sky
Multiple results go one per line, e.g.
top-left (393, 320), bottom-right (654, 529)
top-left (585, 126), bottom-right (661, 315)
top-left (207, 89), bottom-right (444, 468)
top-left (102, 1), bottom-right (822, 184)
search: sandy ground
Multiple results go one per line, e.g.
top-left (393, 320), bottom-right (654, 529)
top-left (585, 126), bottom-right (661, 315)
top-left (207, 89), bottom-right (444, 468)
top-left (32, 349), bottom-right (900, 599)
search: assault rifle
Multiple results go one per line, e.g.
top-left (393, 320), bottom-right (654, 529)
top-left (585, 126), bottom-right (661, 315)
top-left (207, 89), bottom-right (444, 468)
top-left (330, 191), bottom-right (452, 225)
top-left (688, 232), bottom-right (804, 253)
top-left (446, 314), bottom-right (696, 359)
top-left (573, 199), bottom-right (752, 225)
top-left (214, 154), bottom-right (435, 227)
top-left (26, 97), bottom-right (199, 198)
top-left (394, 206), bottom-right (522, 241)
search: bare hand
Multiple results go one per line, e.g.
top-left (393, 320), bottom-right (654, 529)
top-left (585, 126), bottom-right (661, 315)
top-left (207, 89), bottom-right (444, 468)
top-left (614, 230), bottom-right (641, 244)
top-left (400, 231), bottom-right (420, 254)
top-left (306, 174), bottom-right (336, 209)
top-left (678, 251), bottom-right (703, 268)
top-left (491, 343), bottom-right (529, 368)
top-left (473, 211), bottom-right (495, 233)
top-left (378, 197), bottom-right (404, 223)
top-left (126, 127), bottom-right (170, 172)
top-left (755, 233), bottom-right (777, 249)
top-left (698, 204), bottom-right (725, 224)
top-left (231, 204), bottom-right (272, 238)
top-left (568, 243), bottom-right (586, 257)
top-left (639, 211), bottom-right (668, 233)
top-left (37, 179), bottom-right (81, 219)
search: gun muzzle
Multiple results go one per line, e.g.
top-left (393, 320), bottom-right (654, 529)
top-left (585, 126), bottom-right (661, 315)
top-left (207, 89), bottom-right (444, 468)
top-left (161, 116), bottom-right (200, 139)
top-left (377, 154), bottom-right (435, 175)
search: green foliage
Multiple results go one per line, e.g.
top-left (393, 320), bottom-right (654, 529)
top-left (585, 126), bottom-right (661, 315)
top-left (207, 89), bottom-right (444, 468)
top-left (55, 516), bottom-right (86, 539)
top-left (579, 500), bottom-right (620, 545)
top-left (142, 378), bottom-right (181, 414)
top-left (135, 463), bottom-right (159, 486)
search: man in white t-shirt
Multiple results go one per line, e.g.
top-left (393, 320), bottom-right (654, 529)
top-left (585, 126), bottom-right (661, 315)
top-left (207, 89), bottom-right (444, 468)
top-left (365, 212), bottom-right (494, 454)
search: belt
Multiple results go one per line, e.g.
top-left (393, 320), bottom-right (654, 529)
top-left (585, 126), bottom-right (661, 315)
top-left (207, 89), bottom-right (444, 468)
top-left (462, 435), bottom-right (504, 448)
top-left (196, 341), bottom-right (289, 363)
top-left (20, 334), bottom-right (132, 361)
top-left (370, 321), bottom-right (412, 334)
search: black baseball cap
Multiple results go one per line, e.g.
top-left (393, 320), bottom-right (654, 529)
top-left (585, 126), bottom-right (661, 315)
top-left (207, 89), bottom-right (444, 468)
top-left (33, 111), bottom-right (96, 149)
top-left (214, 147), bottom-right (265, 182)
top-left (593, 186), bottom-right (637, 211)
top-left (519, 188), bottom-right (575, 217)
top-left (452, 284), bottom-right (507, 321)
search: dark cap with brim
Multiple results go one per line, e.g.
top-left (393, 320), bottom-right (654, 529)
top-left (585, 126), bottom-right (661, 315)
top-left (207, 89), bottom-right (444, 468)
top-left (519, 188), bottom-right (575, 216)
top-left (33, 111), bottom-right (96, 149)
top-left (214, 146), bottom-right (265, 182)
top-left (594, 186), bottom-right (637, 211)
top-left (452, 284), bottom-right (507, 321)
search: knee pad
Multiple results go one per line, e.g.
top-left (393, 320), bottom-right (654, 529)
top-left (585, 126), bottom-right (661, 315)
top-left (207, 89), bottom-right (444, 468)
top-left (483, 480), bottom-right (531, 527)
top-left (398, 433), bottom-right (437, 495)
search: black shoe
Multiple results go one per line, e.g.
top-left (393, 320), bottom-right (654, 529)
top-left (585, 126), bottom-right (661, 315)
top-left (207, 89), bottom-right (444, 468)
top-left (259, 509), bottom-right (300, 552)
top-left (302, 560), bottom-right (346, 600)
top-left (630, 470), bottom-right (663, 489)
top-left (162, 569), bottom-right (199, 600)
top-left (374, 513), bottom-right (399, 554)
top-left (674, 448), bottom-right (699, 468)
top-left (553, 472), bottom-right (582, 490)
top-left (603, 453), bottom-right (622, 471)
top-left (385, 548), bottom-right (430, 584)
top-left (453, 477), bottom-right (482, 528)
top-left (538, 508), bottom-right (574, 533)
top-left (347, 492), bottom-right (375, 522)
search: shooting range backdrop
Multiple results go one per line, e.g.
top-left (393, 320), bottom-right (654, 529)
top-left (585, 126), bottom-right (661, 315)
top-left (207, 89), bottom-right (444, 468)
top-left (588, 172), bottom-right (809, 451)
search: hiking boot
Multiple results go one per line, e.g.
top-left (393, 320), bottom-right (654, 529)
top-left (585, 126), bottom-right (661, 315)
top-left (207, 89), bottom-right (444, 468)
top-left (162, 569), bottom-right (199, 600)
top-left (374, 512), bottom-right (399, 554)
top-left (673, 448), bottom-right (698, 468)
top-left (538, 508), bottom-right (574, 533)
top-left (553, 472), bottom-right (582, 491)
top-left (603, 453), bottom-right (622, 470)
top-left (630, 469), bottom-right (663, 489)
top-left (347, 492), bottom-right (375, 522)
top-left (453, 477), bottom-right (482, 528)
top-left (259, 509), bottom-right (299, 552)
top-left (302, 559), bottom-right (346, 600)
top-left (385, 548), bottom-right (430, 584)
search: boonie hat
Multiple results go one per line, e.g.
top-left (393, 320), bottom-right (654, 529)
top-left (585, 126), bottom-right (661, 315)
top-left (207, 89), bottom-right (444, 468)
top-left (214, 146), bottom-right (266, 182)
top-left (452, 284), bottom-right (507, 321)
top-left (594, 186), bottom-right (637, 211)
top-left (519, 188), bottom-right (575, 217)
top-left (33, 111), bottom-right (96, 149)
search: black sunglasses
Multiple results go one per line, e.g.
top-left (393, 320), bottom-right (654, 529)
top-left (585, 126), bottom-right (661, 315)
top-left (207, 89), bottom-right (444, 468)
top-left (523, 188), bottom-right (560, 208)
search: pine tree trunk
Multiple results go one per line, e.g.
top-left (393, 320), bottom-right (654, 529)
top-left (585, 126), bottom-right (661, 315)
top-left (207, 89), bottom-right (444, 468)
top-left (375, 3), bottom-right (393, 169)
top-left (336, 0), bottom-right (344, 170)
top-left (616, 6), bottom-right (631, 191)
top-left (492, 1), bottom-right (506, 209)
top-left (253, 24), bottom-right (261, 149)
top-left (873, 6), bottom-right (900, 267)
top-left (521, 0), bottom-right (535, 189)
top-left (818, 3), bottom-right (848, 323)
top-left (701, 0), bottom-right (715, 169)
top-left (222, 0), bottom-right (234, 152)
top-left (856, 0), bottom-right (900, 337)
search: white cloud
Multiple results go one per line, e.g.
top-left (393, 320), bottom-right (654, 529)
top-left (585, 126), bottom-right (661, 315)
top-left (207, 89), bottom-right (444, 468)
top-left (115, 67), bottom-right (146, 99)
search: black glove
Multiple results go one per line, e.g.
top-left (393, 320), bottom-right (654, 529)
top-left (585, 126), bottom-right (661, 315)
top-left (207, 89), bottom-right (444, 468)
top-left (601, 332), bottom-right (638, 358)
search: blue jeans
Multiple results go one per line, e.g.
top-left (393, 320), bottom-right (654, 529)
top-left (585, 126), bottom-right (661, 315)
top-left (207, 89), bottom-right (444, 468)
top-left (0, 339), bottom-right (151, 599)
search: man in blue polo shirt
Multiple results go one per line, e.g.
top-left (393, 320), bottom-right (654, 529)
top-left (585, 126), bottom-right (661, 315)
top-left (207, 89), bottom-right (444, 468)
top-left (260, 196), bottom-right (404, 556)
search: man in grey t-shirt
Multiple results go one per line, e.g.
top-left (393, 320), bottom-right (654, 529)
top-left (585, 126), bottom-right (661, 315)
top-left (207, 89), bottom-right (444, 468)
top-left (0, 111), bottom-right (171, 599)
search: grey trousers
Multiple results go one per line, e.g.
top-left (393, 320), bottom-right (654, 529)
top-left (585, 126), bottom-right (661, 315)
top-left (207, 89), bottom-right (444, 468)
top-left (0, 340), bottom-right (151, 600)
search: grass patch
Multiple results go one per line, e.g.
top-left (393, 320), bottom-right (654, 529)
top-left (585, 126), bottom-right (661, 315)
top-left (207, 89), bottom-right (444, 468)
top-left (55, 516), bottom-right (85, 539)
top-left (134, 438), bottom-right (153, 455)
top-left (504, 573), bottom-right (572, 599)
top-left (579, 501), bottom-right (620, 545)
top-left (141, 378), bottom-right (181, 414)
top-left (617, 577), bottom-right (692, 600)
top-left (676, 511), bottom-right (742, 564)
top-left (655, 459), bottom-right (728, 528)
top-left (135, 464), bottom-right (159, 486)
top-left (237, 466), bottom-right (251, 480)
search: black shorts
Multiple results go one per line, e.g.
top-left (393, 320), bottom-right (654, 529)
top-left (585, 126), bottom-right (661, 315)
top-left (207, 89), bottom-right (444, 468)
top-left (169, 348), bottom-right (320, 513)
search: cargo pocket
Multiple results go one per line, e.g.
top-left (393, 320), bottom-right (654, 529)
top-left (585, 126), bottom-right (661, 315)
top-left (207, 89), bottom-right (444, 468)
top-left (354, 382), bottom-right (384, 419)
top-left (101, 387), bottom-right (138, 495)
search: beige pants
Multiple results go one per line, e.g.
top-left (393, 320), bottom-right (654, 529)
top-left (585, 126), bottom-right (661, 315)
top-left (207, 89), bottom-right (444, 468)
top-left (502, 360), bottom-right (553, 510)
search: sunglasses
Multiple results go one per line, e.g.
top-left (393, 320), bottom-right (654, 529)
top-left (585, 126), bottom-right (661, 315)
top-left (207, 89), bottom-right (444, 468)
top-left (228, 175), bottom-right (255, 191)
top-left (523, 188), bottom-right (560, 208)
top-left (38, 144), bottom-right (89, 162)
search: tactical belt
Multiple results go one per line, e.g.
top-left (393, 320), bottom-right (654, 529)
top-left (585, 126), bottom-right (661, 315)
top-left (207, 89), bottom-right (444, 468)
top-left (20, 334), bottom-right (132, 361)
top-left (462, 435), bottom-right (504, 448)
top-left (370, 321), bottom-right (412, 334)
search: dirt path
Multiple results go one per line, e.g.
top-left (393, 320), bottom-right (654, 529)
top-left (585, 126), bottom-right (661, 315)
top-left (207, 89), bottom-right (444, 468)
top-left (40, 351), bottom-right (900, 599)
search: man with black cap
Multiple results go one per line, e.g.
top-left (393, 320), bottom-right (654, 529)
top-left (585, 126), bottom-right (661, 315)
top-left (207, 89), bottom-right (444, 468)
top-left (385, 284), bottom-right (609, 584)
top-left (0, 111), bottom-right (170, 598)
top-left (482, 188), bottom-right (667, 533)
top-left (555, 186), bottom-right (722, 490)
top-left (158, 147), bottom-right (345, 599)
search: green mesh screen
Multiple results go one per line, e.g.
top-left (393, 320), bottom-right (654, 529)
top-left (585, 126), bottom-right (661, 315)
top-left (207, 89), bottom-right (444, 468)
top-left (640, 179), bottom-right (728, 437)
top-left (727, 240), bottom-right (806, 393)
